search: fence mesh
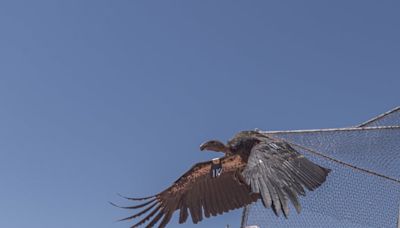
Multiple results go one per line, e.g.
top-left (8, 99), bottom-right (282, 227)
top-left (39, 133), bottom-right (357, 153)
top-left (358, 107), bottom-right (400, 127)
top-left (241, 107), bottom-right (400, 228)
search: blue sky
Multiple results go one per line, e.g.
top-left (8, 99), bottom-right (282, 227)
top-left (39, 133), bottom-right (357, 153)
top-left (0, 1), bottom-right (399, 228)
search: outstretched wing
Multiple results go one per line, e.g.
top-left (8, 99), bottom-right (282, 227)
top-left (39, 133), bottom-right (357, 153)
top-left (116, 155), bottom-right (258, 228)
top-left (242, 138), bottom-right (331, 217)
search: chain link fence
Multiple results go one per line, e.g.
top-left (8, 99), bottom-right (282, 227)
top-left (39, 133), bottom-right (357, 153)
top-left (241, 107), bottom-right (400, 228)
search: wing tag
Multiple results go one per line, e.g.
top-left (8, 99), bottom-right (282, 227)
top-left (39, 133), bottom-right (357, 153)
top-left (211, 158), bottom-right (223, 178)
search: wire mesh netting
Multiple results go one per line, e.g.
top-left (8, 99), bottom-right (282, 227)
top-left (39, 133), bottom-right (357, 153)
top-left (358, 107), bottom-right (400, 127)
top-left (241, 107), bottom-right (400, 228)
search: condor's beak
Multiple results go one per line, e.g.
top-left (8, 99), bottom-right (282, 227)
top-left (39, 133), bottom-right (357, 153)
top-left (199, 143), bottom-right (207, 151)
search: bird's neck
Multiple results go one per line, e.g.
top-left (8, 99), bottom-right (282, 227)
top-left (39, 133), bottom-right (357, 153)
top-left (220, 145), bottom-right (232, 155)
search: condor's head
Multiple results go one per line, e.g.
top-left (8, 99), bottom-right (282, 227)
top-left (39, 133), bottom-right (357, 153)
top-left (200, 140), bottom-right (230, 154)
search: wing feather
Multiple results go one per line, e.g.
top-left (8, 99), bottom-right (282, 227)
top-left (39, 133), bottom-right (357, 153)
top-left (242, 139), bottom-right (330, 217)
top-left (117, 201), bottom-right (158, 221)
top-left (145, 209), bottom-right (164, 228)
top-left (215, 177), bottom-right (230, 213)
top-left (130, 204), bottom-right (162, 228)
top-left (258, 175), bottom-right (272, 208)
top-left (118, 194), bottom-right (157, 201)
top-left (200, 179), bottom-right (211, 218)
top-left (187, 190), bottom-right (198, 223)
top-left (158, 197), bottom-right (179, 228)
top-left (119, 154), bottom-right (256, 227)
top-left (110, 198), bottom-right (157, 210)
top-left (204, 177), bottom-right (216, 216)
top-left (226, 181), bottom-right (239, 209)
top-left (178, 198), bottom-right (189, 224)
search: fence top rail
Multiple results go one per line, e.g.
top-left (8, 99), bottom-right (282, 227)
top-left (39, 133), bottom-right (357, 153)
top-left (358, 106), bottom-right (400, 127)
top-left (260, 125), bottom-right (400, 134)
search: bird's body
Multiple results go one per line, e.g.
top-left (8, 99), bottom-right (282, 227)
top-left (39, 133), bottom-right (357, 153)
top-left (228, 130), bottom-right (269, 155)
top-left (114, 130), bottom-right (331, 228)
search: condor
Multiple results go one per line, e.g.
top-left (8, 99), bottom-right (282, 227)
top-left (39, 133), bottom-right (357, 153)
top-left (114, 130), bottom-right (331, 227)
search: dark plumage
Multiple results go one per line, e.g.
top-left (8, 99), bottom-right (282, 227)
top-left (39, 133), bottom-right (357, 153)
top-left (114, 130), bottom-right (331, 227)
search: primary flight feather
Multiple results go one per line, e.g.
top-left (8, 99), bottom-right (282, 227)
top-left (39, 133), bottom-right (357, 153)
top-left (114, 130), bottom-right (331, 227)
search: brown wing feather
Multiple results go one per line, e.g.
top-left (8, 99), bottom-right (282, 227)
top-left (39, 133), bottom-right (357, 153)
top-left (118, 154), bottom-right (258, 227)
